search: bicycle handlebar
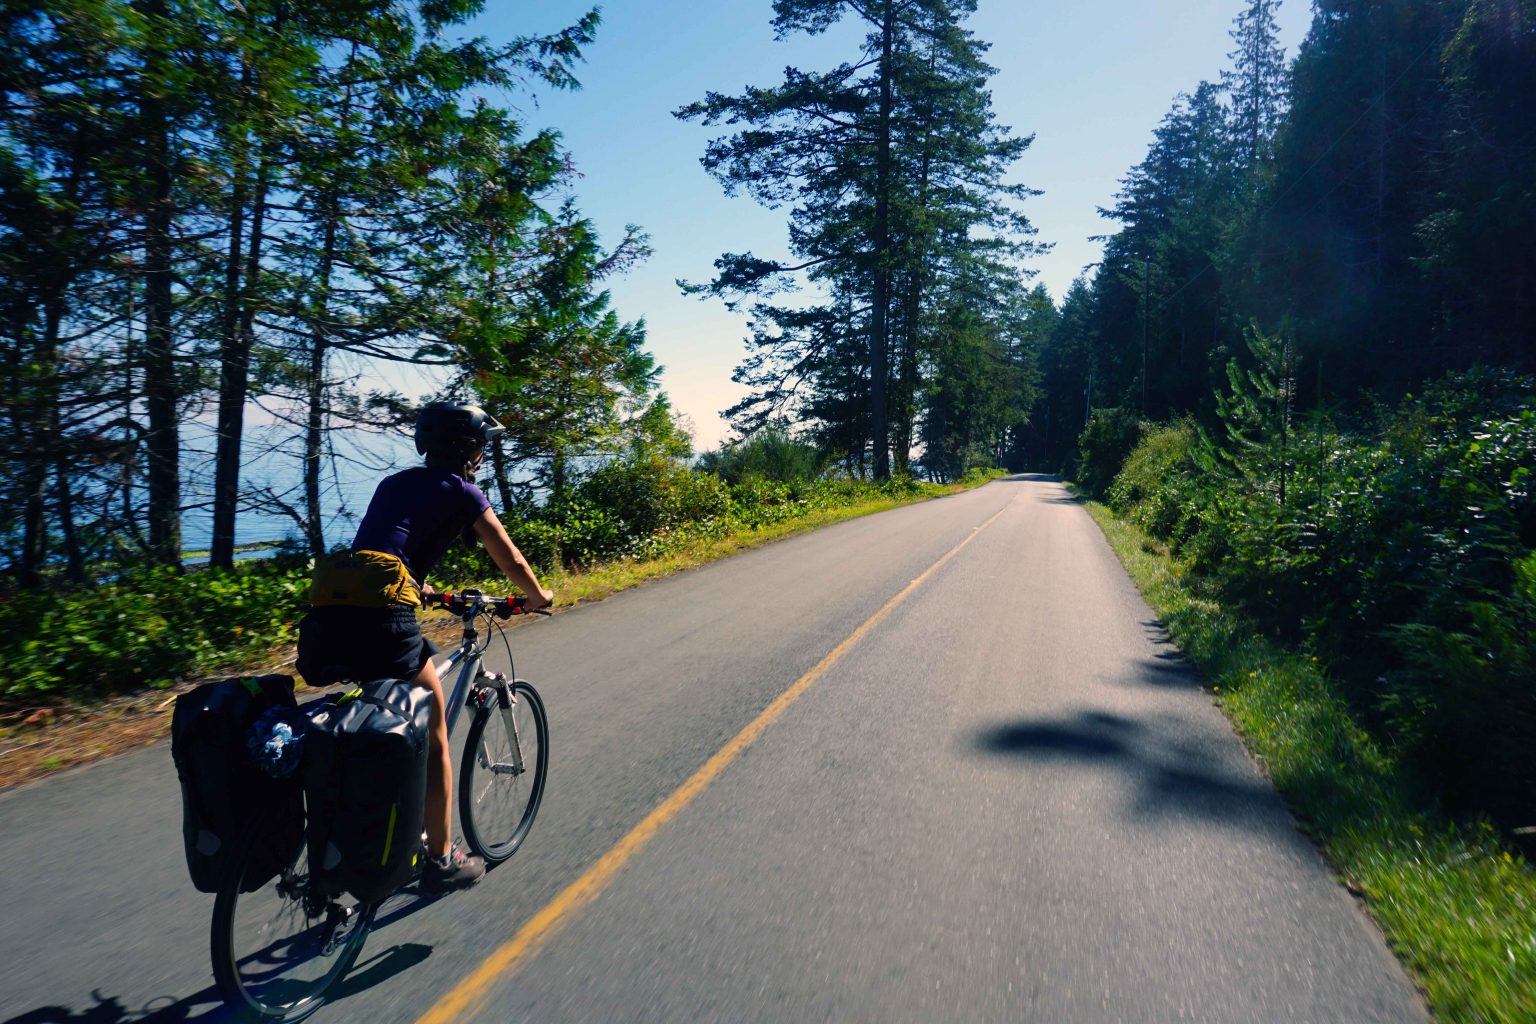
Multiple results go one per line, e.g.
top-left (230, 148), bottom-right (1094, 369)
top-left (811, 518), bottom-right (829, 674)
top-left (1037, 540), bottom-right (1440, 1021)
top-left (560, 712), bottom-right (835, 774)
top-left (424, 589), bottom-right (551, 619)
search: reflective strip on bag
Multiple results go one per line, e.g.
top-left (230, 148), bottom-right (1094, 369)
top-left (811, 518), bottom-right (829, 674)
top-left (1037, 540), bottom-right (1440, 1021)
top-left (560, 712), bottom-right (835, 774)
top-left (381, 803), bottom-right (398, 866)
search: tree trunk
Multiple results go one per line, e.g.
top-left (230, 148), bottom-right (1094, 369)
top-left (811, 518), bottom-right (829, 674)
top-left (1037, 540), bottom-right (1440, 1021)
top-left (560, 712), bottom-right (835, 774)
top-left (303, 330), bottom-right (328, 557)
top-left (304, 188), bottom-right (340, 558)
top-left (55, 459), bottom-right (83, 582)
top-left (18, 290), bottom-right (66, 586)
top-left (491, 437), bottom-right (515, 509)
top-left (210, 54), bottom-right (255, 571)
top-left (1373, 39), bottom-right (1388, 284)
top-left (122, 292), bottom-right (138, 543)
top-left (303, 64), bottom-right (354, 558)
top-left (867, 1), bottom-right (895, 481)
top-left (215, 148), bottom-right (271, 568)
top-left (893, 115), bottom-right (931, 478)
top-left (894, 271), bottom-right (922, 476)
top-left (18, 460), bottom-right (47, 587)
top-left (550, 449), bottom-right (567, 502)
top-left (138, 0), bottom-right (180, 567)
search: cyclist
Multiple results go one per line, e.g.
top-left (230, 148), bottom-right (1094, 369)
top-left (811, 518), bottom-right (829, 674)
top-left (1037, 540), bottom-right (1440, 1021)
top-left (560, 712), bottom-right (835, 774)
top-left (296, 402), bottom-right (554, 892)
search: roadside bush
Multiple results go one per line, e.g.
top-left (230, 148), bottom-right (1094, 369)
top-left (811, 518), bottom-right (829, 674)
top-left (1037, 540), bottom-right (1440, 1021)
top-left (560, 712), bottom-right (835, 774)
top-left (565, 455), bottom-right (734, 565)
top-left (0, 562), bottom-right (307, 699)
top-left (542, 498), bottom-right (626, 567)
top-left (1107, 419), bottom-right (1203, 542)
top-left (1106, 369), bottom-right (1536, 826)
top-left (573, 455), bottom-right (680, 538)
top-left (1076, 408), bottom-right (1145, 498)
top-left (697, 426), bottom-right (825, 485)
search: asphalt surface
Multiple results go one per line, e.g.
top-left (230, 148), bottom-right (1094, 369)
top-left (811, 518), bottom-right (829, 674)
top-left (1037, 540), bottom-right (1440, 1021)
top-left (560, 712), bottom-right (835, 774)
top-left (0, 476), bottom-right (1427, 1023)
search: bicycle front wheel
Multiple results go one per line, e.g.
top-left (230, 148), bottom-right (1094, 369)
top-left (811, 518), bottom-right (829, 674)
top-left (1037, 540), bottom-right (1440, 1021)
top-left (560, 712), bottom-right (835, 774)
top-left (459, 680), bottom-right (548, 864)
top-left (211, 806), bottom-right (375, 1022)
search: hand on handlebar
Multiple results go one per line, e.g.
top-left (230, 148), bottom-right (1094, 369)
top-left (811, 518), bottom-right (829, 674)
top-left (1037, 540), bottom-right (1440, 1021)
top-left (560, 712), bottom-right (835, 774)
top-left (426, 588), bottom-right (553, 618)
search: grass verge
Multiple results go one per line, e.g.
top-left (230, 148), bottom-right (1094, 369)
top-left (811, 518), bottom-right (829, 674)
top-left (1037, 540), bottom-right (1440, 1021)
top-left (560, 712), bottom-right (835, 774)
top-left (0, 471), bottom-right (1004, 790)
top-left (1083, 498), bottom-right (1536, 1024)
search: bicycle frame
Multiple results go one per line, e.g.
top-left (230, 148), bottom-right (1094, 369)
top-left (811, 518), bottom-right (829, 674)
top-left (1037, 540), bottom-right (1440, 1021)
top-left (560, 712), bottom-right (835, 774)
top-left (433, 594), bottom-right (528, 774)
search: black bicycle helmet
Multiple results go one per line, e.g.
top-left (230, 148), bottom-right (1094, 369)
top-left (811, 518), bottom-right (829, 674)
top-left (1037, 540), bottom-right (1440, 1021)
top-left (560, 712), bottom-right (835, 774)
top-left (414, 403), bottom-right (505, 458)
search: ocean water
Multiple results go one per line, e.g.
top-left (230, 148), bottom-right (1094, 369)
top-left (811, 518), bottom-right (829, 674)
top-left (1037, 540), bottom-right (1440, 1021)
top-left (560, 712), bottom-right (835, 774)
top-left (178, 422), bottom-right (417, 556)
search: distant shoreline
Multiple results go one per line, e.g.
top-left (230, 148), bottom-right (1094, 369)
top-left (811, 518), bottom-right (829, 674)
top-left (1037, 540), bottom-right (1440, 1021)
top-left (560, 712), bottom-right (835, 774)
top-left (181, 540), bottom-right (285, 562)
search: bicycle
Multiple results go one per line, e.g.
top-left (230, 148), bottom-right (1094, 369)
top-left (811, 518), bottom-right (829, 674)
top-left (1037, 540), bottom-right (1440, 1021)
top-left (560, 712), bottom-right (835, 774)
top-left (210, 589), bottom-right (551, 1022)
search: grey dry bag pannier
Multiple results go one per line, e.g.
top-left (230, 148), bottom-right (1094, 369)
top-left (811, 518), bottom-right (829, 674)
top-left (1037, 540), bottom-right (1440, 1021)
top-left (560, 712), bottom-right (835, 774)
top-left (171, 675), bottom-right (304, 893)
top-left (303, 678), bottom-right (432, 902)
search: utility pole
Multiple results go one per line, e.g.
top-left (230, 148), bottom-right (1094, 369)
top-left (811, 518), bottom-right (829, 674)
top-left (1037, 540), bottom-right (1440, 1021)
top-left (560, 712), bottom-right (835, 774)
top-left (1084, 370), bottom-right (1093, 427)
top-left (1142, 255), bottom-right (1150, 416)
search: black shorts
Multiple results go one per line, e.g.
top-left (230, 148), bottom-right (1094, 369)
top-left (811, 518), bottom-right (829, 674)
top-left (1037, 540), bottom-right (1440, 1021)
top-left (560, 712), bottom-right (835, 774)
top-left (295, 604), bottom-right (438, 687)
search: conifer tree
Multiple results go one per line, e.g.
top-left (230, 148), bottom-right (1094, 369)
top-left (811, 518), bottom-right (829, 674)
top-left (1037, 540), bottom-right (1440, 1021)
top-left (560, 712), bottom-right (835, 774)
top-left (678, 0), bottom-right (1038, 478)
top-left (1221, 0), bottom-right (1288, 172)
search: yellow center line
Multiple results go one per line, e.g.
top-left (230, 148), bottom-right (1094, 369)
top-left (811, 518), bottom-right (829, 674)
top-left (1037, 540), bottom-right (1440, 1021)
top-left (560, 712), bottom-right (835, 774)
top-left (416, 496), bottom-right (1015, 1024)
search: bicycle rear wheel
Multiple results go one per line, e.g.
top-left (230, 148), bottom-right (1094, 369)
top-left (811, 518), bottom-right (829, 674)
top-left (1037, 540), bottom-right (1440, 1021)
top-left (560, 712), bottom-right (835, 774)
top-left (211, 805), bottom-right (375, 1022)
top-left (459, 680), bottom-right (548, 864)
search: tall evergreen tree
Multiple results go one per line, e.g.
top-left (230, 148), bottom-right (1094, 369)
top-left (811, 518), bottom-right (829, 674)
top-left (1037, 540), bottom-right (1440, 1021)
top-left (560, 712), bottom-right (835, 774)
top-left (206, 0), bottom-right (315, 568)
top-left (1416, 0), bottom-right (1536, 373)
top-left (678, 0), bottom-right (1038, 477)
top-left (0, 0), bottom-right (142, 581)
top-left (1222, 0), bottom-right (1289, 172)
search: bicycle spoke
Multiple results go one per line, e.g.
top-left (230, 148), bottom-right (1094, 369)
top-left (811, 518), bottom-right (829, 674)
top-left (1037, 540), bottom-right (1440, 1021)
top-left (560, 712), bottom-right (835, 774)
top-left (459, 681), bottom-right (547, 863)
top-left (213, 810), bottom-right (375, 1022)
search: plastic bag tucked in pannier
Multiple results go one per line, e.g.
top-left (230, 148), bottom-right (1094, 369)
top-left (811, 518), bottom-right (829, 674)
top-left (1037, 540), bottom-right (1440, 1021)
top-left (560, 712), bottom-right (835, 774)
top-left (171, 675), bottom-right (305, 893)
top-left (303, 679), bottom-right (432, 902)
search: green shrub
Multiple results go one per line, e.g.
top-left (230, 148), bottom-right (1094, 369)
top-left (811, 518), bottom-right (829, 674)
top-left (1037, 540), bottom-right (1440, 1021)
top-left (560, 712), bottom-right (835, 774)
top-left (0, 562), bottom-right (308, 698)
top-left (1107, 420), bottom-right (1203, 542)
top-left (698, 426), bottom-right (826, 486)
top-left (1104, 370), bottom-right (1536, 827)
top-left (1076, 408), bottom-right (1145, 498)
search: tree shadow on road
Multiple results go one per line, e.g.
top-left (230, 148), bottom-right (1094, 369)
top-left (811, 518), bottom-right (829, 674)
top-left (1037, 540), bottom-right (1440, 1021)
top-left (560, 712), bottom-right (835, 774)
top-left (973, 708), bottom-right (1281, 830)
top-left (992, 473), bottom-right (1059, 484)
top-left (1126, 623), bottom-right (1205, 689)
top-left (1, 942), bottom-right (431, 1024)
top-left (1128, 650), bottom-right (1205, 689)
top-left (984, 473), bottom-right (1083, 504)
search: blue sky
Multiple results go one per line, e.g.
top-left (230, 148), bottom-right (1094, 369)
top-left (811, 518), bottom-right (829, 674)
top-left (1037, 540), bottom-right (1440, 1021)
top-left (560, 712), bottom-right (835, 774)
top-left (470, 1), bottom-right (1314, 449)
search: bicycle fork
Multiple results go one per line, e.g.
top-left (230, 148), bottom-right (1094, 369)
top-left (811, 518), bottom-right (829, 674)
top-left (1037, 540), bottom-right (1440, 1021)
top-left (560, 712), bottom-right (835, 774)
top-left (479, 673), bottom-right (527, 777)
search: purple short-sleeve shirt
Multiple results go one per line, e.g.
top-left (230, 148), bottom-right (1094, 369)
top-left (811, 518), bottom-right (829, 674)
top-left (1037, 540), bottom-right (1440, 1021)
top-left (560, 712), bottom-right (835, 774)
top-left (351, 466), bottom-right (491, 583)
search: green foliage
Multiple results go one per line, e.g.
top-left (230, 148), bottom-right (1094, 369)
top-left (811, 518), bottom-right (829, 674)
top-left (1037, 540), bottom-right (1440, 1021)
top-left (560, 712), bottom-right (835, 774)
top-left (1106, 370), bottom-right (1536, 826)
top-left (416, 453), bottom-right (951, 586)
top-left (676, 0), bottom-right (1040, 479)
top-left (696, 426), bottom-right (826, 486)
top-left (0, 457), bottom-right (987, 700)
top-left (1207, 323), bottom-right (1297, 499)
top-left (1089, 500), bottom-right (1536, 1024)
top-left (921, 300), bottom-right (1021, 483)
top-left (1075, 407), bottom-right (1145, 498)
top-left (1107, 419), bottom-right (1202, 542)
top-left (0, 0), bottom-right (627, 574)
top-left (0, 562), bottom-right (308, 698)
top-left (1032, 0), bottom-right (1536, 459)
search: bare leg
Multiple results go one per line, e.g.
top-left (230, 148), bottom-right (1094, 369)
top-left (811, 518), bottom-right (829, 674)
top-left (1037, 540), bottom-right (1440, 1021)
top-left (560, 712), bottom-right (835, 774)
top-left (411, 657), bottom-right (453, 859)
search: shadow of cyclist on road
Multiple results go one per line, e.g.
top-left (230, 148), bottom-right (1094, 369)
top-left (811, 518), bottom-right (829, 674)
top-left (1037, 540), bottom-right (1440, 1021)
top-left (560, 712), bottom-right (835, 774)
top-left (2, 942), bottom-right (432, 1024)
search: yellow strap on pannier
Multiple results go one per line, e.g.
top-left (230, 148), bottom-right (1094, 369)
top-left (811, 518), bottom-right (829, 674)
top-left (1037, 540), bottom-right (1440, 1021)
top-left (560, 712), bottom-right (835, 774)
top-left (309, 550), bottom-right (422, 609)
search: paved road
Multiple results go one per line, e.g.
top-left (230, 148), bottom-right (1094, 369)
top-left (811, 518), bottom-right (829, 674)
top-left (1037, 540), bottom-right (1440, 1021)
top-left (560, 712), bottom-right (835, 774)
top-left (0, 476), bottom-right (1426, 1023)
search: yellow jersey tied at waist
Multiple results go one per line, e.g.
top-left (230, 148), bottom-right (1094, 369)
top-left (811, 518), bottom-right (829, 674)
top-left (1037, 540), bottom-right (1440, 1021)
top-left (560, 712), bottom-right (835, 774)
top-left (309, 550), bottom-right (422, 609)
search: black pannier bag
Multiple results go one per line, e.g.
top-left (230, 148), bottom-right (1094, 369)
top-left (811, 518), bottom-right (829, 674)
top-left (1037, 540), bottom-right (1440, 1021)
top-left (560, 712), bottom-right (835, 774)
top-left (171, 675), bottom-right (304, 893)
top-left (303, 679), bottom-right (432, 902)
